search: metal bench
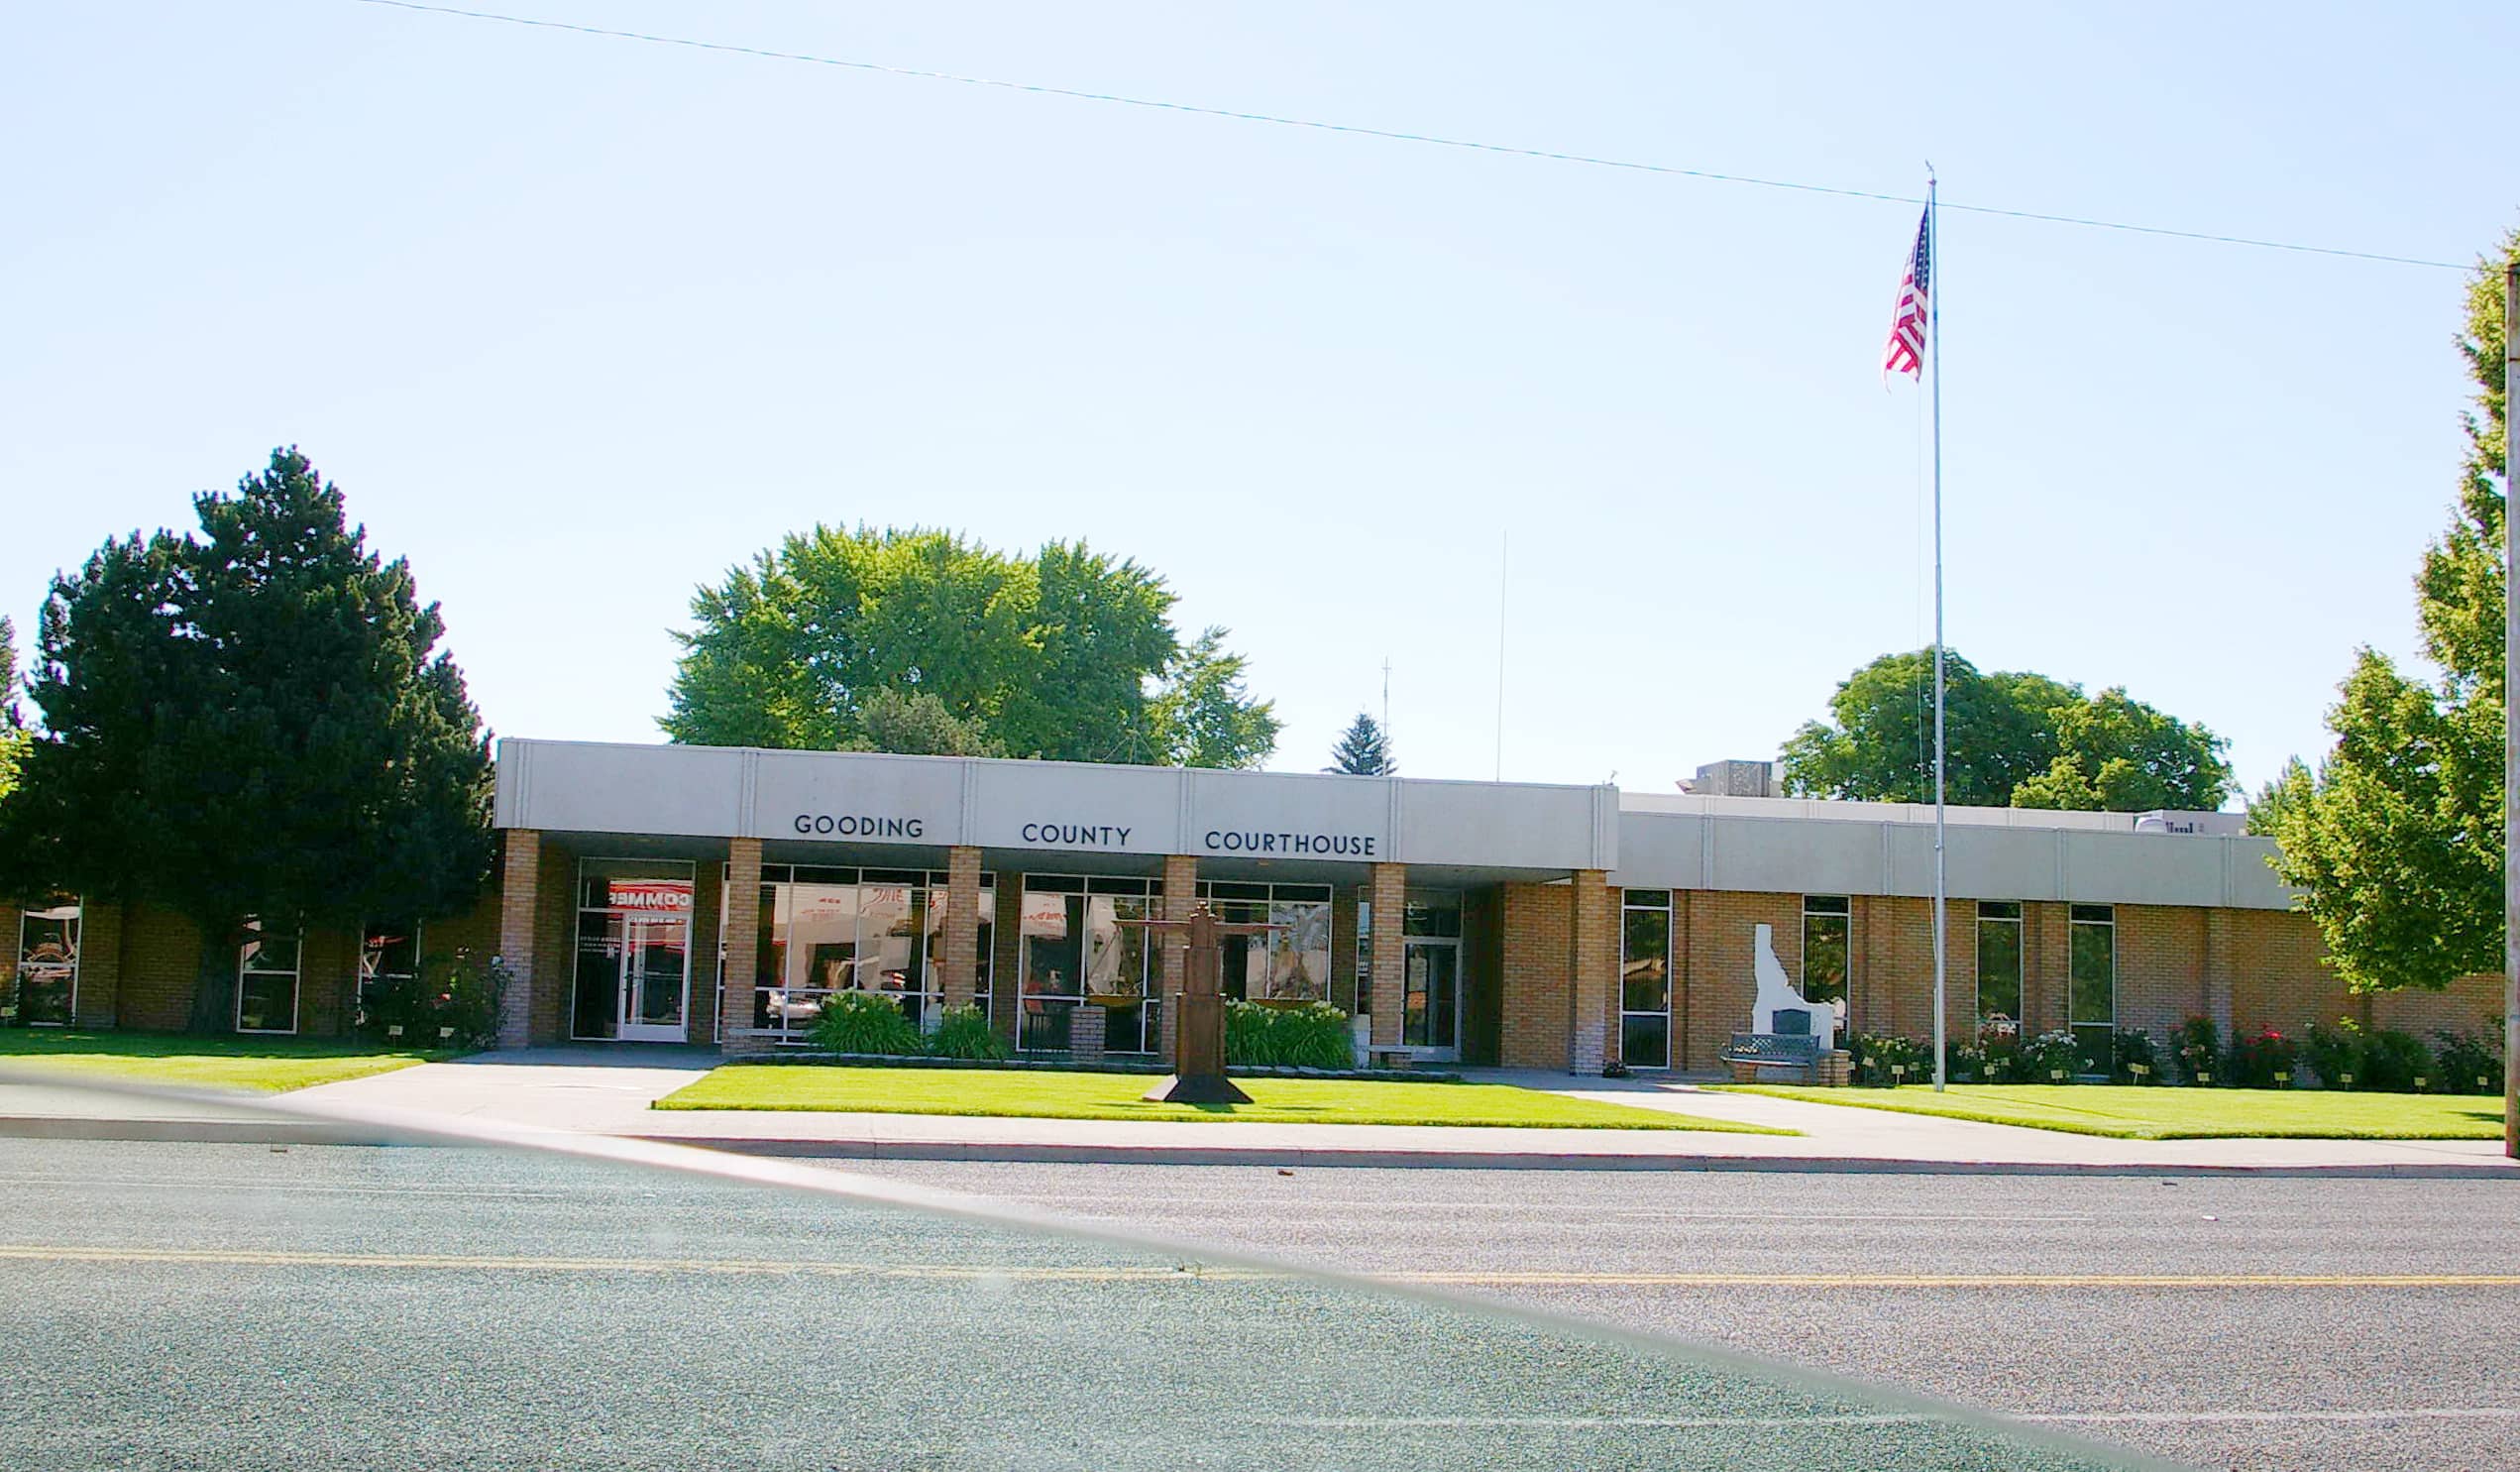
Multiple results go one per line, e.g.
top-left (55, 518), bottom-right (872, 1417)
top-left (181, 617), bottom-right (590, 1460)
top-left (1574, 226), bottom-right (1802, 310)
top-left (1721, 1030), bottom-right (1826, 1083)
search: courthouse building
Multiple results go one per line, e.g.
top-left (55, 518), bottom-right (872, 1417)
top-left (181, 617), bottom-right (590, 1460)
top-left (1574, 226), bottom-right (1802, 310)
top-left (6, 738), bottom-right (2503, 1070)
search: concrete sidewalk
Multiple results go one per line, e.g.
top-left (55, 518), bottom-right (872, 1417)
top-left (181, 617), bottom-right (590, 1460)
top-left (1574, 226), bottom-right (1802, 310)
top-left (250, 1052), bottom-right (2520, 1177)
top-left (6, 1050), bottom-right (2513, 1176)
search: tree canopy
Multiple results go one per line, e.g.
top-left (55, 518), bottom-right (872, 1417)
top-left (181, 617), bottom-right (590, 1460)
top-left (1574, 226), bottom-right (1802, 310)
top-left (1780, 648), bottom-right (2232, 811)
top-left (0, 618), bottom-right (24, 803)
top-left (0, 449), bottom-right (494, 1030)
top-left (662, 526), bottom-right (1280, 768)
top-left (2269, 232), bottom-right (2512, 992)
top-left (1325, 712), bottom-right (1396, 775)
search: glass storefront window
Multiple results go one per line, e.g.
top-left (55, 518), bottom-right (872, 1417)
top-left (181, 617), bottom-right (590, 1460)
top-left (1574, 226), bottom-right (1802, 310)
top-left (738, 865), bottom-right (995, 1045)
top-left (13, 895), bottom-right (80, 1027)
top-left (1200, 882), bottom-right (1331, 1003)
top-left (1620, 894), bottom-right (1672, 1070)
top-left (237, 918), bottom-right (302, 1035)
top-left (1975, 901), bottom-right (2022, 1034)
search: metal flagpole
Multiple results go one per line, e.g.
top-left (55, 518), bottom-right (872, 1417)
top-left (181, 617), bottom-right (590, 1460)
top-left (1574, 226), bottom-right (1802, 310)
top-left (1929, 172), bottom-right (1948, 1093)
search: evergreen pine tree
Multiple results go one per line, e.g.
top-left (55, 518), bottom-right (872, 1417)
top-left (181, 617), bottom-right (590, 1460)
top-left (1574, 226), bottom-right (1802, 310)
top-left (0, 449), bottom-right (494, 1032)
top-left (1324, 713), bottom-right (1395, 775)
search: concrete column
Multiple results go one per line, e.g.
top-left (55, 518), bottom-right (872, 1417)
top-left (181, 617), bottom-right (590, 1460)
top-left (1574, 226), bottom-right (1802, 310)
top-left (1157, 854), bottom-right (1197, 1060)
top-left (494, 830), bottom-right (541, 1048)
top-left (1369, 861), bottom-right (1406, 1048)
top-left (717, 837), bottom-right (763, 1051)
top-left (1568, 869), bottom-right (1614, 1075)
top-left (940, 846), bottom-right (983, 1011)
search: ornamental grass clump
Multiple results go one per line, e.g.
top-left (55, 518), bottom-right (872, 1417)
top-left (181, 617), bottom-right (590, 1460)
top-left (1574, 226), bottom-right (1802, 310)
top-left (928, 1003), bottom-right (1011, 1061)
top-left (807, 991), bottom-right (926, 1056)
top-left (1224, 1000), bottom-right (1354, 1070)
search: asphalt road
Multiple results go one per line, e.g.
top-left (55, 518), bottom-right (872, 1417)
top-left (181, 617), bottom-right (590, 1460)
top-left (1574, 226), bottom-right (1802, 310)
top-left (830, 1158), bottom-right (2520, 1472)
top-left (0, 1137), bottom-right (2168, 1472)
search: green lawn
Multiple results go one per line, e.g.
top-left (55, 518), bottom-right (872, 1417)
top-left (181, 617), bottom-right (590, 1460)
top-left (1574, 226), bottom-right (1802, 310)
top-left (0, 1030), bottom-right (443, 1093)
top-left (1719, 1082), bottom-right (2503, 1140)
top-left (658, 1066), bottom-right (1790, 1132)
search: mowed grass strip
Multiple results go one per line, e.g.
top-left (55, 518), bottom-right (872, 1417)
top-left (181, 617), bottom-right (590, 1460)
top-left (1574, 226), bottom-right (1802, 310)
top-left (0, 1030), bottom-right (442, 1093)
top-left (657, 1066), bottom-right (1790, 1132)
top-left (1719, 1082), bottom-right (2502, 1140)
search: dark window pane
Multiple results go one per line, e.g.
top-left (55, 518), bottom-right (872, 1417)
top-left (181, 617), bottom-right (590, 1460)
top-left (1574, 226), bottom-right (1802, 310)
top-left (1803, 915), bottom-right (1850, 1005)
top-left (2069, 922), bottom-right (2114, 1027)
top-left (1621, 1013), bottom-right (1671, 1070)
top-left (1975, 918), bottom-right (2022, 1022)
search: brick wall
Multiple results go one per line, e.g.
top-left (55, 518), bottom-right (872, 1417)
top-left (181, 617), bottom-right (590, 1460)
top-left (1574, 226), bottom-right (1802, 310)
top-left (1679, 890), bottom-right (1800, 1072)
top-left (1498, 883), bottom-right (1569, 1069)
top-left (1329, 886), bottom-right (1359, 1016)
top-left (74, 899), bottom-right (121, 1028)
top-left (2371, 973), bottom-right (2506, 1040)
top-left (115, 902), bottom-right (203, 1032)
top-left (1852, 895), bottom-right (1976, 1046)
top-left (2223, 908), bottom-right (2349, 1038)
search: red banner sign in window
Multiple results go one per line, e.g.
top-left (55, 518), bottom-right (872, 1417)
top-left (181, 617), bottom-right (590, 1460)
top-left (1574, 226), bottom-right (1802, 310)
top-left (606, 879), bottom-right (695, 913)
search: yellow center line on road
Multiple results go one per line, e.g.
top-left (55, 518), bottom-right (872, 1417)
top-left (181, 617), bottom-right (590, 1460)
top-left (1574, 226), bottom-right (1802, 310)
top-left (1, 1244), bottom-right (2515, 1289)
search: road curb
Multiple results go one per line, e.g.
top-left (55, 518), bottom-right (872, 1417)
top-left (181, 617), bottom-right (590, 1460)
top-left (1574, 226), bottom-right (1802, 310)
top-left (629, 1134), bottom-right (2520, 1179)
top-left (0, 1114), bottom-right (397, 1146)
top-left (5, 1115), bottom-right (2510, 1179)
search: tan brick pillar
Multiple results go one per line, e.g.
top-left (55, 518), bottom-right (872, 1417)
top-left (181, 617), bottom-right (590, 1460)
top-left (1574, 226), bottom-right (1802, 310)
top-left (940, 846), bottom-right (982, 1010)
top-left (1157, 853), bottom-right (1197, 1059)
top-left (2028, 901), bottom-right (2071, 1036)
top-left (1369, 861), bottom-right (1406, 1048)
top-left (2202, 908), bottom-right (2237, 1039)
top-left (1568, 869), bottom-right (1614, 1075)
top-left (493, 831), bottom-right (542, 1048)
top-left (717, 837), bottom-right (763, 1050)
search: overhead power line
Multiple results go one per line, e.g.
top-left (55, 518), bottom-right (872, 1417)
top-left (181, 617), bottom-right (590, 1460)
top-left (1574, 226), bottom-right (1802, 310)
top-left (354, 0), bottom-right (2466, 272)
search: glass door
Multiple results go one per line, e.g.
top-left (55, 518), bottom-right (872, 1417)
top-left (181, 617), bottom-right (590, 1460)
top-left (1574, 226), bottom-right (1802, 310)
top-left (619, 914), bottom-right (690, 1042)
top-left (1402, 939), bottom-right (1461, 1060)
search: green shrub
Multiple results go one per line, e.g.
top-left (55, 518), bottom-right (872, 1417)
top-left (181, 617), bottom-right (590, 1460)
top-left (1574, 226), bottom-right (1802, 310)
top-left (357, 950), bottom-right (507, 1052)
top-left (2357, 1025), bottom-right (2431, 1092)
top-left (2304, 1020), bottom-right (2360, 1089)
top-left (1224, 1000), bottom-right (1353, 1070)
top-left (2170, 1015), bottom-right (2221, 1085)
top-left (1975, 1025), bottom-right (2026, 1082)
top-left (807, 991), bottom-right (925, 1056)
top-left (1849, 1033), bottom-right (1928, 1087)
top-left (2224, 1026), bottom-right (2300, 1089)
top-left (928, 1004), bottom-right (1011, 1061)
top-left (2433, 1027), bottom-right (2505, 1095)
top-left (2024, 1029), bottom-right (2082, 1082)
top-left (2111, 1028), bottom-right (2163, 1084)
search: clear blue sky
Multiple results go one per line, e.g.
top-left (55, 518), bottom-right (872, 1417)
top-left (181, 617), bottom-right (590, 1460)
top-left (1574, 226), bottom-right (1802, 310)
top-left (5, 1), bottom-right (2512, 802)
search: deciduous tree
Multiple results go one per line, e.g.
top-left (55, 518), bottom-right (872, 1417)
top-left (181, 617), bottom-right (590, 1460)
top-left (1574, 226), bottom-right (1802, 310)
top-left (663, 526), bottom-right (1277, 767)
top-left (1780, 649), bottom-right (2229, 811)
top-left (2272, 232), bottom-right (2512, 992)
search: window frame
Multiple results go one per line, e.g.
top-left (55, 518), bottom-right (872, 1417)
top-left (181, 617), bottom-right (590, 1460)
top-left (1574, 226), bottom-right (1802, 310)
top-left (1800, 895), bottom-right (1852, 1022)
top-left (1618, 889), bottom-right (1673, 1070)
top-left (1973, 900), bottom-right (2023, 1034)
top-left (2068, 903), bottom-right (2117, 1075)
top-left (235, 918), bottom-right (303, 1036)
top-left (13, 894), bottom-right (81, 1027)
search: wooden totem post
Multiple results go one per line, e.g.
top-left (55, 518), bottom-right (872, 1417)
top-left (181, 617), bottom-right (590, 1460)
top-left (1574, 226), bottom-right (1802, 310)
top-left (1121, 901), bottom-right (1275, 1105)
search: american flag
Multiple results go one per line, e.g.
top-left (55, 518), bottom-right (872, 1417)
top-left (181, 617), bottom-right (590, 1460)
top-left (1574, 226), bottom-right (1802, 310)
top-left (1883, 205), bottom-right (1931, 380)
